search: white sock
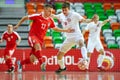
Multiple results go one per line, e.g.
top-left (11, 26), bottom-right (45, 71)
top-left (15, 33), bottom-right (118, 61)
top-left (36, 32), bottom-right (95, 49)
top-left (81, 46), bottom-right (88, 60)
top-left (86, 57), bottom-right (90, 69)
top-left (97, 54), bottom-right (105, 67)
top-left (58, 58), bottom-right (65, 69)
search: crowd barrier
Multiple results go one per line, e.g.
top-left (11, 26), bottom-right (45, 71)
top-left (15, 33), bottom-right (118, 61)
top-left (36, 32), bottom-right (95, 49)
top-left (0, 48), bottom-right (120, 71)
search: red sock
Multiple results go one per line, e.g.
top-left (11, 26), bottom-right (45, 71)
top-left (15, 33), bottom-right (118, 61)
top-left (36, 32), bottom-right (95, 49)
top-left (21, 58), bottom-right (31, 66)
top-left (33, 50), bottom-right (43, 65)
top-left (6, 58), bottom-right (13, 69)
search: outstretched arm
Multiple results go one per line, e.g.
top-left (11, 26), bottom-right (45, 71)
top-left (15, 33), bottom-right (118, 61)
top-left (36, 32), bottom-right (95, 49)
top-left (52, 27), bottom-right (75, 33)
top-left (101, 19), bottom-right (111, 26)
top-left (14, 16), bottom-right (29, 29)
top-left (81, 19), bottom-right (92, 23)
top-left (51, 14), bottom-right (59, 19)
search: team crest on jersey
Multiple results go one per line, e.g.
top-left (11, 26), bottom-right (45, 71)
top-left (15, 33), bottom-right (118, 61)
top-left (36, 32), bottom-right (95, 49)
top-left (67, 18), bottom-right (71, 22)
top-left (11, 36), bottom-right (13, 39)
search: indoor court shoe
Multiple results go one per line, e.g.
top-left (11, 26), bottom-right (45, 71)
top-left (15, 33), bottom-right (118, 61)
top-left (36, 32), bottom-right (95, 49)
top-left (7, 66), bottom-right (15, 73)
top-left (97, 67), bottom-right (106, 71)
top-left (41, 62), bottom-right (46, 71)
top-left (17, 61), bottom-right (22, 73)
top-left (55, 67), bottom-right (66, 74)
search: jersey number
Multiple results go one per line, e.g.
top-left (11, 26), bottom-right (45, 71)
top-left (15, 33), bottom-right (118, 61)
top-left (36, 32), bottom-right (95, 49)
top-left (41, 24), bottom-right (46, 30)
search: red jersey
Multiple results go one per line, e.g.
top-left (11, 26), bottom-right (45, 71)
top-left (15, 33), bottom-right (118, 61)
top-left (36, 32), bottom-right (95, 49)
top-left (1, 31), bottom-right (20, 49)
top-left (28, 13), bottom-right (56, 42)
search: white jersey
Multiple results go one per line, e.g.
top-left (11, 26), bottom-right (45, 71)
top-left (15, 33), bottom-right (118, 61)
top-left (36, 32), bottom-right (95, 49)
top-left (85, 21), bottom-right (103, 41)
top-left (56, 11), bottom-right (84, 38)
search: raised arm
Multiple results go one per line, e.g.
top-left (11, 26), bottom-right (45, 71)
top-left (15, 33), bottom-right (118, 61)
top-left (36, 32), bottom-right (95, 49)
top-left (101, 19), bottom-right (111, 26)
top-left (52, 27), bottom-right (74, 33)
top-left (14, 16), bottom-right (29, 29)
top-left (81, 19), bottom-right (92, 23)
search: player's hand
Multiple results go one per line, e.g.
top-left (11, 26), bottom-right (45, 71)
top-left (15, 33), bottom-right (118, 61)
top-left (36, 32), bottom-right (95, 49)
top-left (66, 28), bottom-right (75, 33)
top-left (0, 40), bottom-right (3, 43)
top-left (14, 26), bottom-right (18, 29)
top-left (16, 42), bottom-right (20, 45)
top-left (107, 18), bottom-right (111, 22)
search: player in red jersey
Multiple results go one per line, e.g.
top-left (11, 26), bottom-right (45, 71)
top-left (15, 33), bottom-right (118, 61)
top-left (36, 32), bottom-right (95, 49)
top-left (14, 4), bottom-right (74, 72)
top-left (0, 24), bottom-right (21, 73)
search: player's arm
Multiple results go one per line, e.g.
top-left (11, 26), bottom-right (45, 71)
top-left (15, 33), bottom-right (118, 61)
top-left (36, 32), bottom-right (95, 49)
top-left (52, 27), bottom-right (75, 33)
top-left (81, 19), bottom-right (92, 23)
top-left (14, 16), bottom-right (29, 29)
top-left (0, 39), bottom-right (4, 43)
top-left (0, 34), bottom-right (5, 43)
top-left (101, 19), bottom-right (111, 26)
top-left (16, 35), bottom-right (21, 45)
top-left (82, 29), bottom-right (88, 36)
top-left (82, 23), bottom-right (90, 35)
top-left (51, 14), bottom-right (59, 19)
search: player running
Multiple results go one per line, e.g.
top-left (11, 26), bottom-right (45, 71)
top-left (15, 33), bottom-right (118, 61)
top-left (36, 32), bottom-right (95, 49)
top-left (51, 1), bottom-right (91, 73)
top-left (82, 14), bottom-right (111, 71)
top-left (0, 24), bottom-right (21, 73)
top-left (14, 3), bottom-right (74, 72)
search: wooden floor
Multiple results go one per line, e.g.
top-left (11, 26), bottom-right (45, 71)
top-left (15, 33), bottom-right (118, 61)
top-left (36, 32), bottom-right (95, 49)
top-left (0, 71), bottom-right (119, 80)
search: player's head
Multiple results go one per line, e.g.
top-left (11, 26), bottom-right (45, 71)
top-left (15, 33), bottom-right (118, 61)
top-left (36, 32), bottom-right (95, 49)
top-left (7, 23), bottom-right (13, 33)
top-left (62, 1), bottom-right (70, 16)
top-left (43, 3), bottom-right (53, 17)
top-left (92, 14), bottom-right (99, 22)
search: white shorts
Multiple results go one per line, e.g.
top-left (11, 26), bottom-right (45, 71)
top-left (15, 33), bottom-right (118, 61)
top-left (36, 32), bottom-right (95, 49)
top-left (87, 38), bottom-right (103, 53)
top-left (59, 35), bottom-right (84, 53)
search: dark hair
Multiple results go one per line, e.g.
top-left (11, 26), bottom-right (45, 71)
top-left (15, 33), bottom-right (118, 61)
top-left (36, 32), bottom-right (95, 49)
top-left (44, 3), bottom-right (53, 8)
top-left (62, 1), bottom-right (70, 9)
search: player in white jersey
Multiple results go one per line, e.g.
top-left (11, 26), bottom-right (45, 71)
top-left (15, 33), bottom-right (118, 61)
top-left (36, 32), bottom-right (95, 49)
top-left (83, 14), bottom-right (110, 71)
top-left (52, 2), bottom-right (91, 73)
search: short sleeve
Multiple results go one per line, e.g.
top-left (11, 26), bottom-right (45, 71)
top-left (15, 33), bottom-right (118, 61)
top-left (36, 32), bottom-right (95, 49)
top-left (75, 13), bottom-right (84, 21)
top-left (28, 14), bottom-right (40, 20)
top-left (97, 21), bottom-right (103, 27)
top-left (49, 18), bottom-right (56, 28)
top-left (14, 31), bottom-right (21, 39)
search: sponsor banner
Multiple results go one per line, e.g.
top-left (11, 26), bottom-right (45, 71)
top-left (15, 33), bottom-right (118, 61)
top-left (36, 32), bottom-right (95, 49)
top-left (0, 49), bottom-right (120, 71)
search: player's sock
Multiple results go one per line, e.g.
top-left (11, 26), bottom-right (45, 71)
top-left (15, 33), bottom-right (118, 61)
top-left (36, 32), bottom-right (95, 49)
top-left (21, 58), bottom-right (31, 65)
top-left (86, 57), bottom-right (90, 69)
top-left (6, 58), bottom-right (13, 69)
top-left (34, 50), bottom-right (46, 71)
top-left (97, 54), bottom-right (105, 67)
top-left (58, 58), bottom-right (65, 69)
top-left (81, 46), bottom-right (88, 60)
top-left (33, 50), bottom-right (43, 64)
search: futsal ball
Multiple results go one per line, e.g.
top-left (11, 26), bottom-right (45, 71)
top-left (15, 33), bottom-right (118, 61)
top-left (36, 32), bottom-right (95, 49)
top-left (77, 58), bottom-right (88, 70)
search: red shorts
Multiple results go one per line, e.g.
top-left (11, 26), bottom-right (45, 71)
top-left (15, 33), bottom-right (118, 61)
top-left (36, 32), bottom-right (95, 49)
top-left (4, 47), bottom-right (16, 58)
top-left (28, 36), bottom-right (43, 48)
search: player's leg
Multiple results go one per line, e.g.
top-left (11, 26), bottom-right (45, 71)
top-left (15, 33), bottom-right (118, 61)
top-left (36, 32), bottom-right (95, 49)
top-left (32, 43), bottom-right (46, 71)
top-left (28, 36), bottom-right (46, 71)
top-left (96, 40), bottom-right (105, 71)
top-left (78, 39), bottom-right (88, 61)
top-left (17, 49), bottom-right (35, 73)
top-left (4, 49), bottom-right (15, 73)
top-left (56, 38), bottom-right (75, 73)
top-left (86, 39), bottom-right (95, 70)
